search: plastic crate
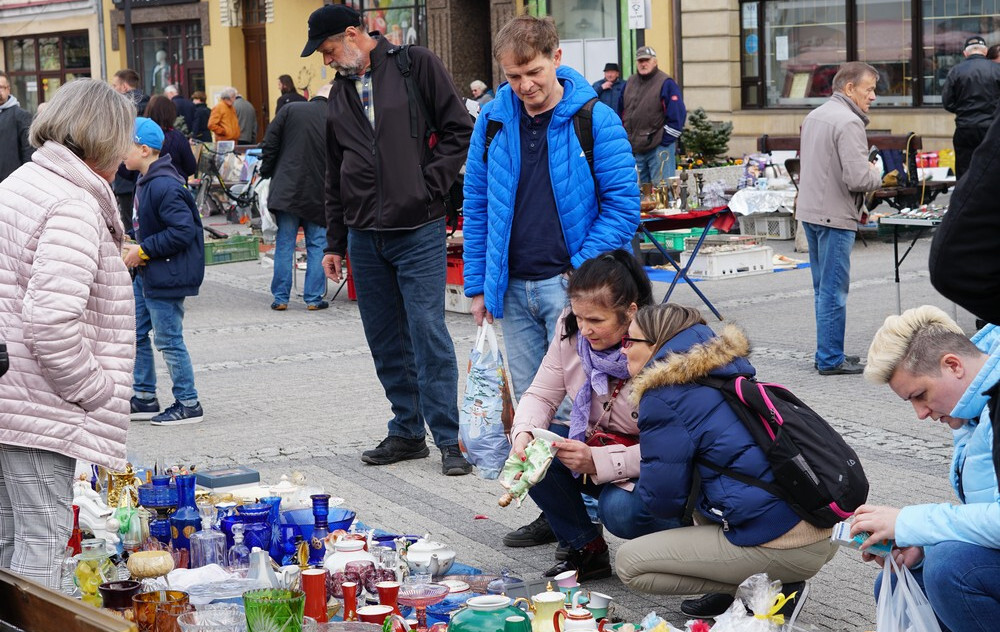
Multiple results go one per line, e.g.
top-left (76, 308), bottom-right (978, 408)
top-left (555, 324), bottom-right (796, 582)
top-left (446, 255), bottom-right (464, 286)
top-left (737, 212), bottom-right (795, 240)
top-left (204, 234), bottom-right (260, 265)
top-left (683, 245), bottom-right (774, 279)
top-left (645, 228), bottom-right (718, 251)
top-left (445, 284), bottom-right (474, 313)
top-left (683, 233), bottom-right (761, 251)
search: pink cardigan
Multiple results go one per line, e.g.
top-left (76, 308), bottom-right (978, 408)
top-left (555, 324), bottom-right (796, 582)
top-left (510, 313), bottom-right (640, 490)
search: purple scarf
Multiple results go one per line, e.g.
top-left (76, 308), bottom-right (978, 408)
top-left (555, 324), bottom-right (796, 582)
top-left (570, 335), bottom-right (632, 442)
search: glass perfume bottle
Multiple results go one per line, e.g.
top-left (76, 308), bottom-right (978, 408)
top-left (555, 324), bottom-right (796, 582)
top-left (189, 502), bottom-right (226, 568)
top-left (227, 522), bottom-right (251, 574)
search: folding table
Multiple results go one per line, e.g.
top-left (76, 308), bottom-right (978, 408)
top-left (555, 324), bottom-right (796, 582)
top-left (638, 206), bottom-right (738, 321)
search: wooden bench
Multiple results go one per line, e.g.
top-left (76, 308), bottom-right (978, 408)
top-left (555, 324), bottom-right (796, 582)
top-left (757, 133), bottom-right (922, 154)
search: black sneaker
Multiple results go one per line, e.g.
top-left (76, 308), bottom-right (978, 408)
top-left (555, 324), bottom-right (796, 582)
top-left (130, 396), bottom-right (160, 421)
top-left (150, 400), bottom-right (204, 426)
top-left (503, 513), bottom-right (557, 547)
top-left (680, 593), bottom-right (735, 618)
top-left (814, 355), bottom-right (859, 370)
top-left (542, 536), bottom-right (612, 582)
top-left (361, 436), bottom-right (430, 465)
top-left (818, 358), bottom-right (865, 375)
top-left (307, 301), bottom-right (329, 311)
top-left (441, 445), bottom-right (472, 476)
top-left (777, 581), bottom-right (808, 628)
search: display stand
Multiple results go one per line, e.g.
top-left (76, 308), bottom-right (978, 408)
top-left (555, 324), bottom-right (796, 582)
top-left (638, 207), bottom-right (738, 321)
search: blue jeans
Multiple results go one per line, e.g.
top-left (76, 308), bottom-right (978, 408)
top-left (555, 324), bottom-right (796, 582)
top-left (803, 222), bottom-right (855, 370)
top-left (635, 145), bottom-right (676, 184)
top-left (501, 275), bottom-right (569, 402)
top-left (873, 542), bottom-right (1000, 632)
top-left (527, 424), bottom-right (681, 549)
top-left (133, 275), bottom-right (198, 405)
top-left (347, 219), bottom-right (459, 448)
top-left (271, 211), bottom-right (327, 305)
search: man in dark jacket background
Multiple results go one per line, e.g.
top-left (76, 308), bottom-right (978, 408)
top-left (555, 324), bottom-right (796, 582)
top-left (621, 47), bottom-right (686, 184)
top-left (164, 85), bottom-right (195, 135)
top-left (592, 62), bottom-right (624, 113)
top-left (0, 72), bottom-right (33, 183)
top-left (259, 82), bottom-right (333, 311)
top-left (942, 35), bottom-right (1000, 179)
top-left (111, 69), bottom-right (150, 228)
top-left (301, 4), bottom-right (473, 475)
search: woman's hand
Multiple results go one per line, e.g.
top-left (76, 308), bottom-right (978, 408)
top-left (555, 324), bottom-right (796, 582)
top-left (850, 504), bottom-right (900, 549)
top-left (552, 439), bottom-right (597, 475)
top-left (862, 545), bottom-right (924, 569)
top-left (511, 431), bottom-right (533, 460)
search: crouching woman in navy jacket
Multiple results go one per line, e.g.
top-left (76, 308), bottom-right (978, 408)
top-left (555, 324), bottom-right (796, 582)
top-left (614, 304), bottom-right (838, 621)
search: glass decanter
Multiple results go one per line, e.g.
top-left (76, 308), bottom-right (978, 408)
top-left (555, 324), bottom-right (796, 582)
top-left (227, 522), bottom-right (251, 575)
top-left (189, 502), bottom-right (226, 568)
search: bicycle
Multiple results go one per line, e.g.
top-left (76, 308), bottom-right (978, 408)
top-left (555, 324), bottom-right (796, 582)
top-left (193, 143), bottom-right (262, 226)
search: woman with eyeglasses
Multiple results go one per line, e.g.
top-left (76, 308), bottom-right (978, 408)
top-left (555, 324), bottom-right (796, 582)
top-left (509, 250), bottom-right (680, 582)
top-left (614, 303), bottom-right (838, 624)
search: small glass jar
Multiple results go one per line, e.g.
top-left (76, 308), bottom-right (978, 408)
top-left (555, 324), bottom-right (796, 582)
top-left (74, 538), bottom-right (114, 607)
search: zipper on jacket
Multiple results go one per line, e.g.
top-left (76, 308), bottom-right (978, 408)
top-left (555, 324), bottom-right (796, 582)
top-left (709, 507), bottom-right (729, 531)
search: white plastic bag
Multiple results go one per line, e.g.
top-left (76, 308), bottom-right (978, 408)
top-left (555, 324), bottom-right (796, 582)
top-left (458, 323), bottom-right (513, 479)
top-left (710, 574), bottom-right (790, 632)
top-left (254, 178), bottom-right (277, 241)
top-left (876, 554), bottom-right (942, 632)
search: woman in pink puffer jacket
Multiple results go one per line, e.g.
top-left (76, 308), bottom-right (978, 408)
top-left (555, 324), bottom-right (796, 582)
top-left (0, 79), bottom-right (136, 588)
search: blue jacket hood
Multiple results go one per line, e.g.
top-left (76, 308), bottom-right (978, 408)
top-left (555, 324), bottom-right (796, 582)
top-left (139, 154), bottom-right (186, 187)
top-left (485, 65), bottom-right (599, 123)
top-left (951, 324), bottom-right (1000, 420)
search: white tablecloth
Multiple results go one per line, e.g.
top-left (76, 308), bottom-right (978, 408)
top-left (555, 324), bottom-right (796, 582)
top-left (727, 188), bottom-right (798, 216)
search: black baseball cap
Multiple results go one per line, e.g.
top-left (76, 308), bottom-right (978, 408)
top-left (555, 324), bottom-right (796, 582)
top-left (301, 4), bottom-right (363, 57)
top-left (965, 35), bottom-right (987, 48)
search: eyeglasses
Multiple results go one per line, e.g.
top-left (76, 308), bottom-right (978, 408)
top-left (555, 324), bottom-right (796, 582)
top-left (621, 336), bottom-right (653, 349)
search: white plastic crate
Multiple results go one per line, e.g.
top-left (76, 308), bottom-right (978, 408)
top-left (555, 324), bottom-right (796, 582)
top-left (738, 212), bottom-right (795, 240)
top-left (682, 246), bottom-right (774, 279)
top-left (445, 283), bottom-right (474, 313)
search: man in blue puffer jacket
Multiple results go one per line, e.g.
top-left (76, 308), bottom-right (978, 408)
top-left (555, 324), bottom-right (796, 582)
top-left (462, 15), bottom-right (640, 404)
top-left (854, 306), bottom-right (1000, 632)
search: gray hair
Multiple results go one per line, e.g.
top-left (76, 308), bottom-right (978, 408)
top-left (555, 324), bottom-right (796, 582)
top-left (29, 78), bottom-right (135, 173)
top-left (470, 80), bottom-right (487, 92)
top-left (220, 87), bottom-right (237, 101)
top-left (163, 84), bottom-right (179, 97)
top-left (832, 62), bottom-right (879, 93)
top-left (864, 305), bottom-right (977, 384)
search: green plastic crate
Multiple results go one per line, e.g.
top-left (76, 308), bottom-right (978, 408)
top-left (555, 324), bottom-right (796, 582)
top-left (204, 234), bottom-right (260, 265)
top-left (644, 228), bottom-right (719, 251)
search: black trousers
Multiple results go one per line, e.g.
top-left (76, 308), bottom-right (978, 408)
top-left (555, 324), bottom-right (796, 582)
top-left (953, 125), bottom-right (991, 180)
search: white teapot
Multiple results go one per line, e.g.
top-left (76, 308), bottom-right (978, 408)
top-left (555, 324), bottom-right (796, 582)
top-left (399, 533), bottom-right (456, 576)
top-left (553, 593), bottom-right (606, 632)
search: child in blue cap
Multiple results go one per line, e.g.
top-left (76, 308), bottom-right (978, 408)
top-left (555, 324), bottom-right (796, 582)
top-left (122, 117), bottom-right (206, 425)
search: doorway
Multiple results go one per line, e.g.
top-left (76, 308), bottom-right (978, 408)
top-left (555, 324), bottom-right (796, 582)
top-left (243, 0), bottom-right (269, 142)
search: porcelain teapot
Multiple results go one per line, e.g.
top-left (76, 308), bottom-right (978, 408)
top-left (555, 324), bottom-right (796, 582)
top-left (398, 533), bottom-right (456, 576)
top-left (513, 585), bottom-right (566, 632)
top-left (450, 595), bottom-right (530, 632)
top-left (553, 593), bottom-right (606, 632)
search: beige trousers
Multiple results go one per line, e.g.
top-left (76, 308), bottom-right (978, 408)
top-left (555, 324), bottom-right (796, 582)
top-left (614, 524), bottom-right (839, 595)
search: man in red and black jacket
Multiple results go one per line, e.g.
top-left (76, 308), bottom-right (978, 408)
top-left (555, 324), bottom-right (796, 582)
top-left (301, 4), bottom-right (474, 476)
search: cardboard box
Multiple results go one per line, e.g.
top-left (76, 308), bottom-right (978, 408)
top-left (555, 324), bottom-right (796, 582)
top-left (195, 465), bottom-right (260, 489)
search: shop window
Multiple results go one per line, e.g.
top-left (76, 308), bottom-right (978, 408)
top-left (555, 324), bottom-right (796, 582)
top-left (134, 21), bottom-right (205, 98)
top-left (346, 0), bottom-right (426, 47)
top-left (740, 0), bottom-right (1000, 108)
top-left (2, 33), bottom-right (90, 114)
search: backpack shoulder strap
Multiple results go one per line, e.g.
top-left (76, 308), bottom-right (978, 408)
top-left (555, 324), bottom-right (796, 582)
top-left (389, 45), bottom-right (437, 139)
top-left (483, 120), bottom-right (504, 163)
top-left (573, 97), bottom-right (601, 214)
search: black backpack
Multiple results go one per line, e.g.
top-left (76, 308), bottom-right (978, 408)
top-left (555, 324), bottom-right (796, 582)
top-left (388, 45), bottom-right (464, 233)
top-left (696, 375), bottom-right (869, 528)
top-left (481, 97), bottom-right (601, 214)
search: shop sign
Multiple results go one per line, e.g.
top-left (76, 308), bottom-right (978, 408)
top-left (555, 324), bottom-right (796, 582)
top-left (112, 0), bottom-right (199, 7)
top-left (628, 0), bottom-right (651, 30)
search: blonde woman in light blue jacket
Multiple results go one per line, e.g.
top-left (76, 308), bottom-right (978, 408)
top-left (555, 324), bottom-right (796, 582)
top-left (854, 306), bottom-right (1000, 632)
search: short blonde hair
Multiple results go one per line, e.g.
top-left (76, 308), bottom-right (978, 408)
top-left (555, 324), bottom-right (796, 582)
top-left (30, 79), bottom-right (135, 173)
top-left (864, 305), bottom-right (974, 384)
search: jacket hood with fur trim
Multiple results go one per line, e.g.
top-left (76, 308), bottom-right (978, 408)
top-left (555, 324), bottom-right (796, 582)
top-left (631, 323), bottom-right (753, 403)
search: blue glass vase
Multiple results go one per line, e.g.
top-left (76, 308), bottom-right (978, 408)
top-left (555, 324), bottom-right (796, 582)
top-left (238, 503), bottom-right (272, 553)
top-left (138, 475), bottom-right (177, 545)
top-left (309, 494), bottom-right (331, 566)
top-left (260, 496), bottom-right (283, 563)
top-left (169, 474), bottom-right (201, 564)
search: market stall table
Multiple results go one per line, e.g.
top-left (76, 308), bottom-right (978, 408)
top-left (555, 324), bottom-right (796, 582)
top-left (638, 207), bottom-right (737, 320)
top-left (870, 180), bottom-right (951, 212)
top-left (879, 213), bottom-right (943, 313)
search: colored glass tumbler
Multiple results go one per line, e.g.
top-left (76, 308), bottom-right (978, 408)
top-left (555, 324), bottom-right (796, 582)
top-left (243, 588), bottom-right (306, 632)
top-left (133, 590), bottom-right (190, 632)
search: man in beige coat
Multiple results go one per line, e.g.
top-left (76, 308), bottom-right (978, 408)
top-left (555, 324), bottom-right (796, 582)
top-left (796, 62), bottom-right (883, 376)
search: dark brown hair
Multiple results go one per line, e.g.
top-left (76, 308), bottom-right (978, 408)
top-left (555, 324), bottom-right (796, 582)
top-left (114, 69), bottom-right (140, 89)
top-left (145, 95), bottom-right (178, 131)
top-left (493, 15), bottom-right (559, 65)
top-left (278, 74), bottom-right (297, 94)
top-left (563, 250), bottom-right (653, 340)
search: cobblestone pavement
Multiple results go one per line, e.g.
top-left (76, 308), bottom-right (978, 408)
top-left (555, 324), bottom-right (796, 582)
top-left (127, 219), bottom-right (974, 631)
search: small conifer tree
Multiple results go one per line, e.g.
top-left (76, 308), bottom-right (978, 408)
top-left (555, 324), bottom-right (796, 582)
top-left (680, 107), bottom-right (733, 166)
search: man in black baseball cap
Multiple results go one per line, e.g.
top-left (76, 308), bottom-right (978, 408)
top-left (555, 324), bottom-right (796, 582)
top-left (300, 4), bottom-right (363, 58)
top-left (941, 34), bottom-right (1000, 178)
